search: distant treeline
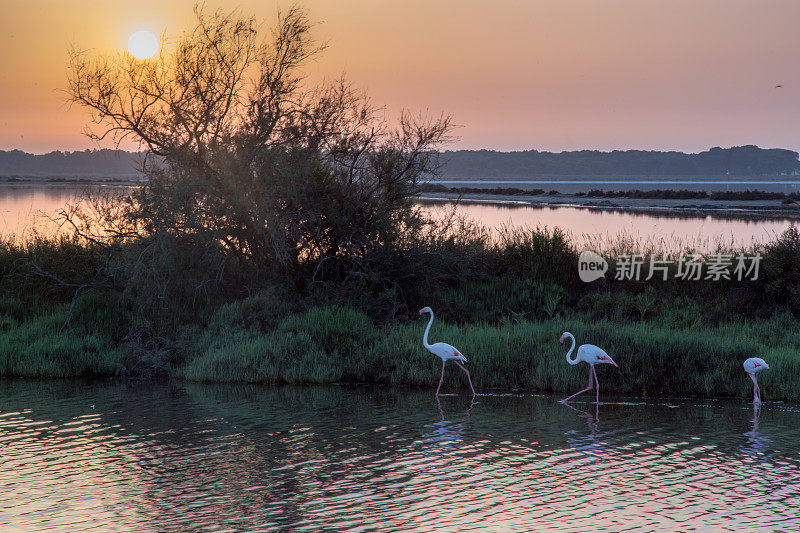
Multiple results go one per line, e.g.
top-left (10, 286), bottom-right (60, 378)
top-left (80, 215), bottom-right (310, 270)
top-left (420, 184), bottom-right (557, 196)
top-left (438, 145), bottom-right (800, 179)
top-left (3, 145), bottom-right (800, 181)
top-left (0, 149), bottom-right (144, 178)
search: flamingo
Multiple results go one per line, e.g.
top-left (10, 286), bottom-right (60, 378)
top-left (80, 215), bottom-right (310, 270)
top-left (559, 331), bottom-right (617, 404)
top-left (743, 357), bottom-right (769, 404)
top-left (419, 307), bottom-right (476, 396)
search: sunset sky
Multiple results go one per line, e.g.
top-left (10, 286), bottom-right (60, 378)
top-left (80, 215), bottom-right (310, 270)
top-left (1, 0), bottom-right (799, 154)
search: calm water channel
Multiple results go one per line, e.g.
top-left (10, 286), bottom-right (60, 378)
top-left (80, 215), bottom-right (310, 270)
top-left (0, 185), bottom-right (796, 251)
top-left (1, 381), bottom-right (799, 532)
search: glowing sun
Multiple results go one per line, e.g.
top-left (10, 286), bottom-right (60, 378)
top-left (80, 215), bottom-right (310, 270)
top-left (127, 30), bottom-right (159, 59)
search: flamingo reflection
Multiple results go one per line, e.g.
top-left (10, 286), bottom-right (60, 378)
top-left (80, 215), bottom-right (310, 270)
top-left (741, 403), bottom-right (771, 458)
top-left (561, 401), bottom-right (610, 459)
top-left (419, 396), bottom-right (476, 459)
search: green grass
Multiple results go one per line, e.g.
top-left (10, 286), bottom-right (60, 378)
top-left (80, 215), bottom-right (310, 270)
top-left (180, 305), bottom-right (800, 402)
top-left (1, 225), bottom-right (798, 401)
top-left (0, 306), bottom-right (126, 378)
top-left (1, 298), bottom-right (797, 401)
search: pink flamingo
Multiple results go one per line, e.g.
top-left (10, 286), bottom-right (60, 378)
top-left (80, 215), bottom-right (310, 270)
top-left (419, 307), bottom-right (476, 396)
top-left (743, 357), bottom-right (769, 404)
top-left (560, 331), bottom-right (617, 404)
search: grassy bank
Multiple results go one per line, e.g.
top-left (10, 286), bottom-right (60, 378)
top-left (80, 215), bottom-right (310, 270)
top-left (1, 225), bottom-right (799, 401)
top-left (180, 304), bottom-right (800, 401)
top-left (2, 297), bottom-right (799, 401)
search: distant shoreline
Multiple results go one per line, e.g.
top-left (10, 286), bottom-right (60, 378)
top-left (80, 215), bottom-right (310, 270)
top-left (419, 191), bottom-right (800, 219)
top-left (4, 176), bottom-right (800, 219)
top-left (433, 178), bottom-right (800, 184)
top-left (4, 145), bottom-right (800, 183)
top-left (0, 176), bottom-right (143, 187)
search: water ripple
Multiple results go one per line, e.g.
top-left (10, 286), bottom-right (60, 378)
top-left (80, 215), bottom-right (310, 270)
top-left (1, 382), bottom-right (799, 532)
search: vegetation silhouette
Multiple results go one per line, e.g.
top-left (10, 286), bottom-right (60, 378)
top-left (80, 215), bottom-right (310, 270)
top-left (438, 145), bottom-right (800, 179)
top-left (64, 5), bottom-right (451, 321)
top-left (4, 144), bottom-right (799, 180)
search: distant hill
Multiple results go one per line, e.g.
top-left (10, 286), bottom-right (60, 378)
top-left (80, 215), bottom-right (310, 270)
top-left (2, 145), bottom-right (799, 182)
top-left (0, 149), bottom-right (143, 179)
top-left (438, 146), bottom-right (800, 180)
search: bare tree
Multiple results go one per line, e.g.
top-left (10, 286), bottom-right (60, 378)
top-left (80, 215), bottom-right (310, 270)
top-left (67, 4), bottom-right (452, 288)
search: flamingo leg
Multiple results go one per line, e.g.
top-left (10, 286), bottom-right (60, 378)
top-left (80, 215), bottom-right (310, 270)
top-left (454, 361), bottom-right (477, 396)
top-left (562, 365), bottom-right (594, 403)
top-left (755, 374), bottom-right (762, 403)
top-left (593, 366), bottom-right (600, 404)
top-left (749, 373), bottom-right (760, 404)
top-left (436, 360), bottom-right (446, 396)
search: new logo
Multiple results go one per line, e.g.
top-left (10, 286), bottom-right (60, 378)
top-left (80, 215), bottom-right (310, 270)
top-left (578, 251), bottom-right (608, 282)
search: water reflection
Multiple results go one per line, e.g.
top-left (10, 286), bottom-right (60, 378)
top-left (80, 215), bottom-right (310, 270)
top-left (421, 201), bottom-right (796, 251)
top-left (0, 185), bottom-right (129, 240)
top-left (422, 396), bottom-right (475, 457)
top-left (1, 185), bottom-right (796, 251)
top-left (562, 400), bottom-right (599, 434)
top-left (2, 381), bottom-right (800, 531)
top-left (741, 404), bottom-right (772, 459)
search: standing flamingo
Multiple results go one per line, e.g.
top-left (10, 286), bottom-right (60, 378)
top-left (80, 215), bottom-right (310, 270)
top-left (419, 307), bottom-right (476, 396)
top-left (743, 357), bottom-right (769, 404)
top-left (559, 332), bottom-right (617, 404)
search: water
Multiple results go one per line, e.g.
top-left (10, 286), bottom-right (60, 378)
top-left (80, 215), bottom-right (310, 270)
top-left (0, 185), bottom-right (127, 239)
top-left (1, 381), bottom-right (799, 532)
top-left (421, 202), bottom-right (794, 251)
top-left (0, 185), bottom-right (796, 250)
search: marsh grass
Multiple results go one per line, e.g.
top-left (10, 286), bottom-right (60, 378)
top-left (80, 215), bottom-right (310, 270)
top-left (179, 305), bottom-right (800, 401)
top-left (1, 222), bottom-right (799, 400)
top-left (0, 306), bottom-right (125, 378)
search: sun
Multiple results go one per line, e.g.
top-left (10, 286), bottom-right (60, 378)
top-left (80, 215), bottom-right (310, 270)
top-left (127, 30), bottom-right (159, 60)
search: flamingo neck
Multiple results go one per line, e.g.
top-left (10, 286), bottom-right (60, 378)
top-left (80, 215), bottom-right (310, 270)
top-left (564, 333), bottom-right (578, 365)
top-left (423, 311), bottom-right (434, 349)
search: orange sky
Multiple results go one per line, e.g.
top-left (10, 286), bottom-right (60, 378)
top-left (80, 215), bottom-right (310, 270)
top-left (1, 0), bottom-right (799, 154)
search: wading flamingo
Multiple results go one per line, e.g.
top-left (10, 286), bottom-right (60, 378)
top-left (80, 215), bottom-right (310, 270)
top-left (419, 307), bottom-right (476, 397)
top-left (743, 357), bottom-right (769, 404)
top-left (560, 332), bottom-right (617, 404)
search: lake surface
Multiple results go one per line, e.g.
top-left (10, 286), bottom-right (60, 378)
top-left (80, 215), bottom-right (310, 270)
top-left (421, 202), bottom-right (794, 251)
top-left (2, 381), bottom-right (799, 532)
top-left (0, 185), bottom-right (796, 250)
top-left (0, 185), bottom-right (130, 240)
